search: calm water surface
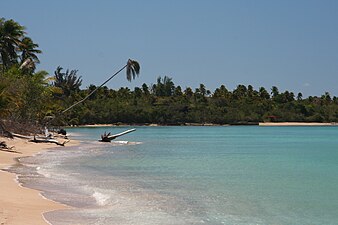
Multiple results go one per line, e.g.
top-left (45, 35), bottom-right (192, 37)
top-left (10, 126), bottom-right (338, 225)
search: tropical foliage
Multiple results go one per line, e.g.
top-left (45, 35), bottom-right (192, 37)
top-left (63, 77), bottom-right (337, 125)
top-left (0, 18), bottom-right (50, 125)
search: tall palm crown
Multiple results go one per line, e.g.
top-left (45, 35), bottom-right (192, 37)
top-left (0, 18), bottom-right (41, 73)
top-left (19, 37), bottom-right (42, 71)
top-left (0, 18), bottom-right (25, 69)
top-left (126, 59), bottom-right (140, 81)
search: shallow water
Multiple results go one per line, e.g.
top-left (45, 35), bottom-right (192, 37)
top-left (9, 126), bottom-right (338, 225)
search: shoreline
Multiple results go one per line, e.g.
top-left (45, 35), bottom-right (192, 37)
top-left (0, 137), bottom-right (77, 225)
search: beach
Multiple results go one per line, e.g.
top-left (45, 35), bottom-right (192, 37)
top-left (0, 137), bottom-right (74, 225)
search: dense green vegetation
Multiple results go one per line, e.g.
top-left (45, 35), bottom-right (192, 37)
top-left (1, 18), bottom-right (338, 128)
top-left (66, 77), bottom-right (338, 125)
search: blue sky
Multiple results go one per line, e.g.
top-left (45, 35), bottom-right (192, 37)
top-left (2, 0), bottom-right (338, 96)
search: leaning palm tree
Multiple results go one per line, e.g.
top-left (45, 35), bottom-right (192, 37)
top-left (61, 59), bottom-right (140, 114)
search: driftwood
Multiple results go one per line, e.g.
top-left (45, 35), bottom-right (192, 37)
top-left (12, 133), bottom-right (32, 139)
top-left (0, 141), bottom-right (11, 149)
top-left (29, 136), bottom-right (69, 146)
top-left (100, 128), bottom-right (136, 142)
top-left (0, 141), bottom-right (20, 153)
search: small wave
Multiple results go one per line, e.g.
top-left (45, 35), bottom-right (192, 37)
top-left (92, 191), bottom-right (111, 206)
top-left (38, 169), bottom-right (51, 178)
top-left (111, 141), bottom-right (143, 146)
top-left (66, 132), bottom-right (83, 137)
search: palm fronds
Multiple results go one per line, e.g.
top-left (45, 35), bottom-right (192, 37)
top-left (126, 59), bottom-right (140, 81)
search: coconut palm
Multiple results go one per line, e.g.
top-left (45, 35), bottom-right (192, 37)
top-left (0, 18), bottom-right (25, 70)
top-left (61, 59), bottom-right (140, 113)
top-left (125, 59), bottom-right (141, 81)
top-left (19, 37), bottom-right (42, 73)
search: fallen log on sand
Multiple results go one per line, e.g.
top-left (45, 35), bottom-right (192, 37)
top-left (99, 128), bottom-right (136, 142)
top-left (12, 133), bottom-right (32, 139)
top-left (29, 136), bottom-right (69, 146)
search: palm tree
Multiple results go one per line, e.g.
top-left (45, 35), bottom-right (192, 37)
top-left (61, 59), bottom-right (140, 114)
top-left (0, 18), bottom-right (25, 70)
top-left (53, 66), bottom-right (82, 97)
top-left (19, 37), bottom-right (42, 73)
top-left (271, 86), bottom-right (279, 98)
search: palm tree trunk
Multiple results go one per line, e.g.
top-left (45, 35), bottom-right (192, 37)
top-left (61, 64), bottom-right (127, 114)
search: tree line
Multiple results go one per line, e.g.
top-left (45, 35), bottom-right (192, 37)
top-left (58, 76), bottom-right (338, 125)
top-left (1, 18), bottom-right (338, 129)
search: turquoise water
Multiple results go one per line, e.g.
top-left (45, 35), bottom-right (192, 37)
top-left (12, 126), bottom-right (338, 224)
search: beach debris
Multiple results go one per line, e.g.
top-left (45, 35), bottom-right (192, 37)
top-left (58, 128), bottom-right (67, 136)
top-left (99, 128), bottom-right (136, 142)
top-left (0, 141), bottom-right (10, 149)
top-left (11, 133), bottom-right (32, 139)
top-left (0, 141), bottom-right (19, 153)
top-left (45, 126), bottom-right (52, 138)
top-left (29, 136), bottom-right (69, 146)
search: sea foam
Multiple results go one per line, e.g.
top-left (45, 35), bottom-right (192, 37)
top-left (92, 190), bottom-right (112, 206)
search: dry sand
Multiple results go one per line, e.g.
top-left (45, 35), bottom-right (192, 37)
top-left (0, 137), bottom-right (76, 225)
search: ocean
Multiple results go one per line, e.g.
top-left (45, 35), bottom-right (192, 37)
top-left (10, 126), bottom-right (338, 225)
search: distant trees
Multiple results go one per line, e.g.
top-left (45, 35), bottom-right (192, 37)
top-left (259, 87), bottom-right (270, 99)
top-left (62, 76), bottom-right (338, 126)
top-left (152, 76), bottom-right (175, 97)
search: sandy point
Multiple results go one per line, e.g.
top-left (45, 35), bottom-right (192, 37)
top-left (259, 122), bottom-right (337, 126)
